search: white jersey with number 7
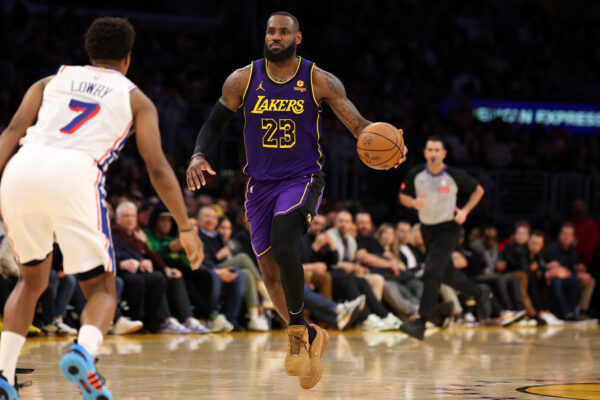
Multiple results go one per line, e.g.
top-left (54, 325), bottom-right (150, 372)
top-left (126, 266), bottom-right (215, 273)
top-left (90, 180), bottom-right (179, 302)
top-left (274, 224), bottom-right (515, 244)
top-left (21, 64), bottom-right (137, 172)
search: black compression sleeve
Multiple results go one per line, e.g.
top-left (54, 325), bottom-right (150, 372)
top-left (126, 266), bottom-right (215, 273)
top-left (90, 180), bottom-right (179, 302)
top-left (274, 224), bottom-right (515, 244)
top-left (192, 100), bottom-right (235, 158)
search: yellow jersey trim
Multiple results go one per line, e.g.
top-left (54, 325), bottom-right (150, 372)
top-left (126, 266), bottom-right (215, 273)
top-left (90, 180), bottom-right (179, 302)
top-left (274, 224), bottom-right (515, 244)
top-left (316, 113), bottom-right (323, 170)
top-left (274, 174), bottom-right (314, 216)
top-left (265, 57), bottom-right (302, 85)
top-left (239, 61), bottom-right (254, 109)
top-left (242, 107), bottom-right (249, 173)
top-left (255, 246), bottom-right (273, 258)
top-left (309, 63), bottom-right (321, 108)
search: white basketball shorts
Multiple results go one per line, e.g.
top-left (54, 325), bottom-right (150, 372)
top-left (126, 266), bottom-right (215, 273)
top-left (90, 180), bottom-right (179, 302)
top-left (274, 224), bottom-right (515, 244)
top-left (0, 144), bottom-right (115, 275)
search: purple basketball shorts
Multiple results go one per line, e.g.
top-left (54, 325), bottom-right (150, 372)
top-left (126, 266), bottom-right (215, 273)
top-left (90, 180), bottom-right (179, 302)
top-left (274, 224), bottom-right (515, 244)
top-left (244, 172), bottom-right (324, 259)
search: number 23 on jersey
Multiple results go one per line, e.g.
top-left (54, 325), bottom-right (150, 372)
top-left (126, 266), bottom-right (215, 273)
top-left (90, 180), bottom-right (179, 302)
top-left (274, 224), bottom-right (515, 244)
top-left (261, 118), bottom-right (296, 149)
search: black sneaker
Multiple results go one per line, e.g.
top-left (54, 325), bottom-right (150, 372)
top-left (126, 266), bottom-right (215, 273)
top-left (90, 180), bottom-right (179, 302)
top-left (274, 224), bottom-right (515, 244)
top-left (400, 319), bottom-right (426, 341)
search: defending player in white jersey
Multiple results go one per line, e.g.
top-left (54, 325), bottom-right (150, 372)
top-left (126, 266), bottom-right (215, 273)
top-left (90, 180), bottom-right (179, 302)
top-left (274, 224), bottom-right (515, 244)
top-left (0, 17), bottom-right (203, 400)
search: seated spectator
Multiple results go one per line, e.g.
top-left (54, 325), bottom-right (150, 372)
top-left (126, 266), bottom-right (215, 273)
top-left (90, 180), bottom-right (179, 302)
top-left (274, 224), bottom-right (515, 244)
top-left (498, 221), bottom-right (538, 321)
top-left (303, 287), bottom-right (365, 331)
top-left (355, 213), bottom-right (404, 280)
top-left (297, 214), bottom-right (336, 301)
top-left (219, 216), bottom-right (273, 308)
top-left (468, 226), bottom-right (525, 324)
top-left (229, 211), bottom-right (255, 261)
top-left (326, 211), bottom-right (400, 331)
top-left (144, 204), bottom-right (213, 332)
top-left (197, 206), bottom-right (247, 331)
top-left (113, 201), bottom-right (206, 334)
top-left (218, 216), bottom-right (270, 331)
top-left (545, 223), bottom-right (595, 320)
top-left (526, 231), bottom-right (563, 325)
top-left (0, 220), bottom-right (42, 336)
top-left (70, 274), bottom-right (144, 335)
top-left (396, 221), bottom-right (425, 280)
top-left (40, 244), bottom-right (78, 335)
top-left (503, 229), bottom-right (559, 326)
top-left (375, 223), bottom-right (420, 319)
top-left (566, 199), bottom-right (599, 266)
top-left (298, 214), bottom-right (339, 269)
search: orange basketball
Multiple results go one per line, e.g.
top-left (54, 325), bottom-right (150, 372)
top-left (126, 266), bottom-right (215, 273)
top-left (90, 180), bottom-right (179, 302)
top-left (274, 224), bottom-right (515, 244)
top-left (357, 122), bottom-right (405, 170)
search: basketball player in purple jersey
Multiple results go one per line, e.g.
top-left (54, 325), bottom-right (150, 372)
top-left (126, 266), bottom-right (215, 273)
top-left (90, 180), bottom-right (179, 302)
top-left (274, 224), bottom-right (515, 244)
top-left (186, 11), bottom-right (406, 389)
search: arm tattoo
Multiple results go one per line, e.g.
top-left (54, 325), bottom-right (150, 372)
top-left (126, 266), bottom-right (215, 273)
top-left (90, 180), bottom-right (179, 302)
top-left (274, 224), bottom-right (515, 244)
top-left (321, 71), bottom-right (370, 138)
top-left (221, 65), bottom-right (250, 107)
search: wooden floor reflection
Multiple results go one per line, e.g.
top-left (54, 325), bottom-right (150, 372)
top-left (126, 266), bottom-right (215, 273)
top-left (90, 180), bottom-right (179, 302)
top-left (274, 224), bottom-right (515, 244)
top-left (16, 324), bottom-right (600, 399)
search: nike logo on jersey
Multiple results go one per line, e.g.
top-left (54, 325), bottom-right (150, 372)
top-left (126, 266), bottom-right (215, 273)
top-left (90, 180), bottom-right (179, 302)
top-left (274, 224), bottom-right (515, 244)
top-left (71, 80), bottom-right (114, 99)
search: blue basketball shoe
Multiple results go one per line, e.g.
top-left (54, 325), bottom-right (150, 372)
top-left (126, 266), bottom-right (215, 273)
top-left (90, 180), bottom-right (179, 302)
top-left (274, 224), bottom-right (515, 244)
top-left (60, 343), bottom-right (112, 400)
top-left (0, 371), bottom-right (19, 400)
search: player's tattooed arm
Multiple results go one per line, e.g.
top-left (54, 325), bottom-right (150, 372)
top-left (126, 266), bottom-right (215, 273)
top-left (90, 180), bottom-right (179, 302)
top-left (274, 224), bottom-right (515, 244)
top-left (219, 64), bottom-right (252, 111)
top-left (0, 76), bottom-right (52, 176)
top-left (313, 67), bottom-right (371, 139)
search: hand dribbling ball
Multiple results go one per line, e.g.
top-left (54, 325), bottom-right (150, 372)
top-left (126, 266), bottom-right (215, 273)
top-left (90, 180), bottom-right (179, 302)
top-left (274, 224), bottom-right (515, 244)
top-left (357, 122), bottom-right (405, 170)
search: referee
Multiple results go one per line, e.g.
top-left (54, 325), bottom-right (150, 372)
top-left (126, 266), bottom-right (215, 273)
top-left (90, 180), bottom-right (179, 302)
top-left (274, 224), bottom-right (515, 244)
top-left (399, 136), bottom-right (491, 340)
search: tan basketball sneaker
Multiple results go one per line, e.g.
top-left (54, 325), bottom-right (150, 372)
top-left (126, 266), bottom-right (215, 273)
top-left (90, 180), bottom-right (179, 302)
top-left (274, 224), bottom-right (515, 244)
top-left (285, 325), bottom-right (310, 376)
top-left (299, 324), bottom-right (329, 389)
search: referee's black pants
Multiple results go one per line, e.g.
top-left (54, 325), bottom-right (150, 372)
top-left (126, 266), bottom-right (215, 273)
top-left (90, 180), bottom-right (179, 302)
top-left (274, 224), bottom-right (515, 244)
top-left (419, 221), bottom-right (482, 319)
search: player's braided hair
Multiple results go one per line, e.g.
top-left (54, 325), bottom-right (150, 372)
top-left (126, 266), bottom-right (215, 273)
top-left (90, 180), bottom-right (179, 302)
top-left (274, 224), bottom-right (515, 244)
top-left (85, 17), bottom-right (135, 60)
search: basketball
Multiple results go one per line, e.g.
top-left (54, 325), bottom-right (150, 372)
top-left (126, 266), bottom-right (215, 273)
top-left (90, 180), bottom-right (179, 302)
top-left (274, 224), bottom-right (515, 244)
top-left (357, 122), bottom-right (405, 170)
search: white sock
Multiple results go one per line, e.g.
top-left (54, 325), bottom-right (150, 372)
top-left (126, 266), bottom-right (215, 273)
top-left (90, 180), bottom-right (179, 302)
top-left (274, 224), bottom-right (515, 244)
top-left (0, 331), bottom-right (26, 386)
top-left (77, 325), bottom-right (103, 357)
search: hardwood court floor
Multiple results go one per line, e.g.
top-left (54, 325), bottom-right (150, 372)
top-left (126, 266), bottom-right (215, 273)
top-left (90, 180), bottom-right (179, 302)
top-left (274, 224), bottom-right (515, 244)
top-left (15, 323), bottom-right (600, 399)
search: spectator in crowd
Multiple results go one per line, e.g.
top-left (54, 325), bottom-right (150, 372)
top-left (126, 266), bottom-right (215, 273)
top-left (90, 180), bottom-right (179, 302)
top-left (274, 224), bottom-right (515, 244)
top-left (0, 220), bottom-right (42, 336)
top-left (229, 211), bottom-right (255, 261)
top-left (355, 213), bottom-right (404, 281)
top-left (298, 214), bottom-right (339, 269)
top-left (217, 215), bottom-right (270, 331)
top-left (112, 201), bottom-right (205, 334)
top-left (525, 230), bottom-right (563, 326)
top-left (197, 206), bottom-right (247, 331)
top-left (396, 221), bottom-right (425, 280)
top-left (39, 244), bottom-right (78, 335)
top-left (168, 213), bottom-right (234, 332)
top-left (296, 214), bottom-right (339, 302)
top-left (469, 226), bottom-right (525, 324)
top-left (144, 204), bottom-right (211, 332)
top-left (326, 211), bottom-right (399, 331)
top-left (566, 199), bottom-right (599, 266)
top-left (303, 287), bottom-right (365, 331)
top-left (375, 223), bottom-right (420, 319)
top-left (219, 216), bottom-right (273, 308)
top-left (545, 223), bottom-right (596, 320)
top-left (498, 221), bottom-right (538, 320)
top-left (298, 213), bottom-right (373, 318)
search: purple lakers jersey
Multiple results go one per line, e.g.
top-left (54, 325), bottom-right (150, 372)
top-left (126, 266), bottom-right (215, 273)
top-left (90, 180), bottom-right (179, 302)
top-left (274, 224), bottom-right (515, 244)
top-left (241, 57), bottom-right (323, 180)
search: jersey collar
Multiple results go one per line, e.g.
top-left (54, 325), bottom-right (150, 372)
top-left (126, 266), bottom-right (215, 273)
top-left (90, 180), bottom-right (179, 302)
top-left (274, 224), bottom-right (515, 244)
top-left (263, 57), bottom-right (302, 86)
top-left (425, 163), bottom-right (447, 177)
